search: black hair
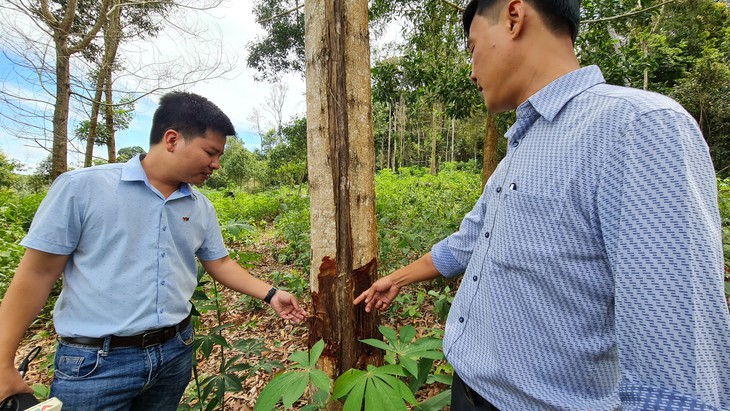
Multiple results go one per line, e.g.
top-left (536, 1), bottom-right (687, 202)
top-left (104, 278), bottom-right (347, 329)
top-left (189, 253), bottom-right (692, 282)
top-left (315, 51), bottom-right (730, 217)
top-left (149, 91), bottom-right (236, 145)
top-left (463, 0), bottom-right (580, 43)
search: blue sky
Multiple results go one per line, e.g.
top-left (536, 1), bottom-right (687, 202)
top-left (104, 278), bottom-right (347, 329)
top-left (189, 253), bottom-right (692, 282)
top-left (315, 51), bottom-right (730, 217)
top-left (0, 2), bottom-right (306, 171)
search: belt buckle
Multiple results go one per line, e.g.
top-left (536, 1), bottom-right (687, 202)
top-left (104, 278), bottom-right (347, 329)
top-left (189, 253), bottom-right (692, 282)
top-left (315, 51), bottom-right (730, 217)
top-left (141, 330), bottom-right (164, 347)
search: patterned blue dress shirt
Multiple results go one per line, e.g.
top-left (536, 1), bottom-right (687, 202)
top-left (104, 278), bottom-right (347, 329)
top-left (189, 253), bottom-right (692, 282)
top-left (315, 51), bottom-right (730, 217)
top-left (431, 66), bottom-right (730, 410)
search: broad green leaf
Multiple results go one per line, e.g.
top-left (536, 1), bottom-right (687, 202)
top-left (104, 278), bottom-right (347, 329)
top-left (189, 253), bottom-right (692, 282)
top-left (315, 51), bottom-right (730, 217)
top-left (378, 325), bottom-right (398, 343)
top-left (399, 325), bottom-right (417, 344)
top-left (282, 371), bottom-right (309, 408)
top-left (310, 339), bottom-right (325, 364)
top-left (310, 369), bottom-right (332, 392)
top-left (369, 378), bottom-right (406, 411)
top-left (377, 373), bottom-right (417, 405)
top-left (415, 389), bottom-right (452, 411)
top-left (254, 372), bottom-right (294, 411)
top-left (377, 364), bottom-right (407, 376)
top-left (333, 369), bottom-right (365, 399)
top-left (223, 373), bottom-right (244, 392)
top-left (289, 350), bottom-right (309, 367)
top-left (400, 355), bottom-right (419, 377)
top-left (342, 379), bottom-right (367, 411)
top-left (360, 338), bottom-right (392, 352)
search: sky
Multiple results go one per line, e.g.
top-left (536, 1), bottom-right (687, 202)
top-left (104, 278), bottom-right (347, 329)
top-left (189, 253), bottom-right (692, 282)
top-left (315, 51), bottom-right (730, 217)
top-left (0, 2), bottom-right (308, 171)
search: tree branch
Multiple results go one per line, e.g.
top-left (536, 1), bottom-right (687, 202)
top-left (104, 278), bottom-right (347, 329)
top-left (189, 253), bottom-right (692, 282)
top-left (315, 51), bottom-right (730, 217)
top-left (582, 0), bottom-right (677, 25)
top-left (258, 4), bottom-right (304, 25)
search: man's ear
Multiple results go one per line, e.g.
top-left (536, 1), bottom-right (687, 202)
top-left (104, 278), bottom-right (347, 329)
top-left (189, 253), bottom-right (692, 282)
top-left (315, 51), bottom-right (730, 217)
top-left (163, 130), bottom-right (180, 152)
top-left (506, 0), bottom-right (526, 39)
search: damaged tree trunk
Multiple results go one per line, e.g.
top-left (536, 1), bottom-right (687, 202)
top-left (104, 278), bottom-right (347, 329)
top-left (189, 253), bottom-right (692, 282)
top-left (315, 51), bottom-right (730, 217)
top-left (304, 0), bottom-right (382, 394)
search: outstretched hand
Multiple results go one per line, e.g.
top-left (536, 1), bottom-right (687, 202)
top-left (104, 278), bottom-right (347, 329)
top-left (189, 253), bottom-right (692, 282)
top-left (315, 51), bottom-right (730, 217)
top-left (353, 275), bottom-right (402, 313)
top-left (270, 290), bottom-right (307, 322)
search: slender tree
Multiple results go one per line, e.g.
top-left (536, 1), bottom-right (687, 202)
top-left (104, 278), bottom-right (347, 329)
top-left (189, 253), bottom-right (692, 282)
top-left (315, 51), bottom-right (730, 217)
top-left (305, 0), bottom-right (382, 400)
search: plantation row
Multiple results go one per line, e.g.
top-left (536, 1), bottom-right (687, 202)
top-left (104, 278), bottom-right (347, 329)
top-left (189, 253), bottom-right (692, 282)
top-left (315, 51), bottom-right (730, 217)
top-left (1, 166), bottom-right (729, 409)
top-left (1, 164), bottom-right (729, 320)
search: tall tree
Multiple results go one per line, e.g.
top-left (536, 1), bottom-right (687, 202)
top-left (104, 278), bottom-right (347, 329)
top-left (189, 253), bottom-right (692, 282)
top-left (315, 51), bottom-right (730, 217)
top-left (29, 0), bottom-right (112, 178)
top-left (305, 0), bottom-right (382, 395)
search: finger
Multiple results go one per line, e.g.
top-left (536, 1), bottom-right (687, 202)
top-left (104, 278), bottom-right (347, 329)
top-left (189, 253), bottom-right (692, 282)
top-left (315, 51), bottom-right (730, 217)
top-left (353, 289), bottom-right (370, 305)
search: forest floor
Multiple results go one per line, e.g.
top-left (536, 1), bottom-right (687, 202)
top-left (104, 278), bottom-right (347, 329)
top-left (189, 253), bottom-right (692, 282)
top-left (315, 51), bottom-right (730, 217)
top-left (14, 230), bottom-right (448, 410)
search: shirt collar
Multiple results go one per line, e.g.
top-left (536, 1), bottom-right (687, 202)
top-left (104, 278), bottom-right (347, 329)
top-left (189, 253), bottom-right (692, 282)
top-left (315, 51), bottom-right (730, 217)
top-left (506, 65), bottom-right (605, 141)
top-left (121, 154), bottom-right (192, 197)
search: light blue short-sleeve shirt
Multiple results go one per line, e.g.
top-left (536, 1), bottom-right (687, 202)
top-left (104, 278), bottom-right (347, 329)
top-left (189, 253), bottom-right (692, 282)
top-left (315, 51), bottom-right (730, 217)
top-left (21, 155), bottom-right (228, 337)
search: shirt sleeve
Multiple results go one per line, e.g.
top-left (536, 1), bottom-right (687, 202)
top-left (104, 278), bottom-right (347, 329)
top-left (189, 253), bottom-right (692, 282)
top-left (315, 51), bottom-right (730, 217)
top-left (598, 107), bottom-right (730, 410)
top-left (431, 184), bottom-right (490, 278)
top-left (20, 173), bottom-right (82, 255)
top-left (195, 198), bottom-right (229, 262)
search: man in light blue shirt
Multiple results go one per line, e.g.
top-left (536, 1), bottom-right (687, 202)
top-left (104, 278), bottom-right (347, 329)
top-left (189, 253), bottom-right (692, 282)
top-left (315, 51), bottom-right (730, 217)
top-left (0, 92), bottom-right (306, 409)
top-left (355, 0), bottom-right (730, 410)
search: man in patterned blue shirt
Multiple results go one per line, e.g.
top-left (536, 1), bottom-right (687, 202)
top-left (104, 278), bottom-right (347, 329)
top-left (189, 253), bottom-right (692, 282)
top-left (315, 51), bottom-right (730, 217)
top-left (355, 0), bottom-right (730, 409)
top-left (0, 92), bottom-right (307, 409)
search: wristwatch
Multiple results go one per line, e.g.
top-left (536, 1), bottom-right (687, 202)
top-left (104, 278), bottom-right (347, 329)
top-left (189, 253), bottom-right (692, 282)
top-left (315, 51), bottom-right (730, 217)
top-left (264, 287), bottom-right (278, 304)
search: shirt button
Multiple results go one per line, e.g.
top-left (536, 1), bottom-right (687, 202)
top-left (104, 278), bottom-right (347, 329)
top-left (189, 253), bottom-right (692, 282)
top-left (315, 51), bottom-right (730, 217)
top-left (159, 309), bottom-right (164, 314)
top-left (162, 226), bottom-right (167, 231)
top-left (512, 140), bottom-right (520, 147)
top-left (161, 252), bottom-right (166, 257)
top-left (472, 276), bottom-right (478, 281)
top-left (161, 280), bottom-right (166, 285)
top-left (459, 317), bottom-right (465, 323)
top-left (484, 232), bottom-right (490, 238)
top-left (496, 186), bottom-right (502, 193)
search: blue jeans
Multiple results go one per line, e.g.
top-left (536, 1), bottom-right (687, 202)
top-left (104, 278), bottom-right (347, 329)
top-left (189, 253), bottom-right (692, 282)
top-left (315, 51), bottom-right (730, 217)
top-left (50, 324), bottom-right (194, 411)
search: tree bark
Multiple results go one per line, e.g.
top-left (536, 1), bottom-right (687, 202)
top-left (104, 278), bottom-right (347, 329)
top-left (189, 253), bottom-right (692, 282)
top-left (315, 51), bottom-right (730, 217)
top-left (430, 103), bottom-right (441, 175)
top-left (41, 0), bottom-right (111, 178)
top-left (304, 0), bottom-right (382, 401)
top-left (104, 0), bottom-right (122, 163)
top-left (482, 111), bottom-right (499, 188)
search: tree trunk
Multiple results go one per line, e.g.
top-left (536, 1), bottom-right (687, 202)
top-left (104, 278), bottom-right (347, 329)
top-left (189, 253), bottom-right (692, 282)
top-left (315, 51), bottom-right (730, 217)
top-left (386, 102), bottom-right (392, 170)
top-left (83, 79), bottom-right (105, 167)
top-left (304, 0), bottom-right (382, 402)
top-left (482, 111), bottom-right (499, 189)
top-left (104, 0), bottom-right (122, 163)
top-left (41, 0), bottom-right (111, 178)
top-left (52, 38), bottom-right (71, 178)
top-left (430, 103), bottom-right (441, 175)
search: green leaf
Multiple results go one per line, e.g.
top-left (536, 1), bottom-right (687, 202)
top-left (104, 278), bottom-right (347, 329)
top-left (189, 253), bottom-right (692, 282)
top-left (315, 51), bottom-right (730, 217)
top-left (254, 372), bottom-right (291, 411)
top-left (289, 351), bottom-right (309, 367)
top-left (310, 369), bottom-right (332, 392)
top-left (310, 339), bottom-right (326, 364)
top-left (223, 373), bottom-right (244, 392)
top-left (342, 379), bottom-right (367, 411)
top-left (333, 369), bottom-right (365, 399)
top-left (415, 389), bottom-right (452, 411)
top-left (377, 364), bottom-right (407, 376)
top-left (360, 338), bottom-right (392, 352)
top-left (282, 371), bottom-right (309, 408)
top-left (399, 325), bottom-right (417, 344)
top-left (377, 373), bottom-right (417, 405)
top-left (378, 325), bottom-right (398, 343)
top-left (399, 356), bottom-right (419, 378)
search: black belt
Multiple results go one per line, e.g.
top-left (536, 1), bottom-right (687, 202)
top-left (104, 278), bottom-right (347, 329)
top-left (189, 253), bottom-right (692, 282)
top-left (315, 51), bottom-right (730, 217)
top-left (59, 314), bottom-right (191, 349)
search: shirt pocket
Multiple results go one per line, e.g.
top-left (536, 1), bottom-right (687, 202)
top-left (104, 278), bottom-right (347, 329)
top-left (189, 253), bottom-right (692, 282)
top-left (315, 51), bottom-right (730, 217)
top-left (489, 190), bottom-right (564, 275)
